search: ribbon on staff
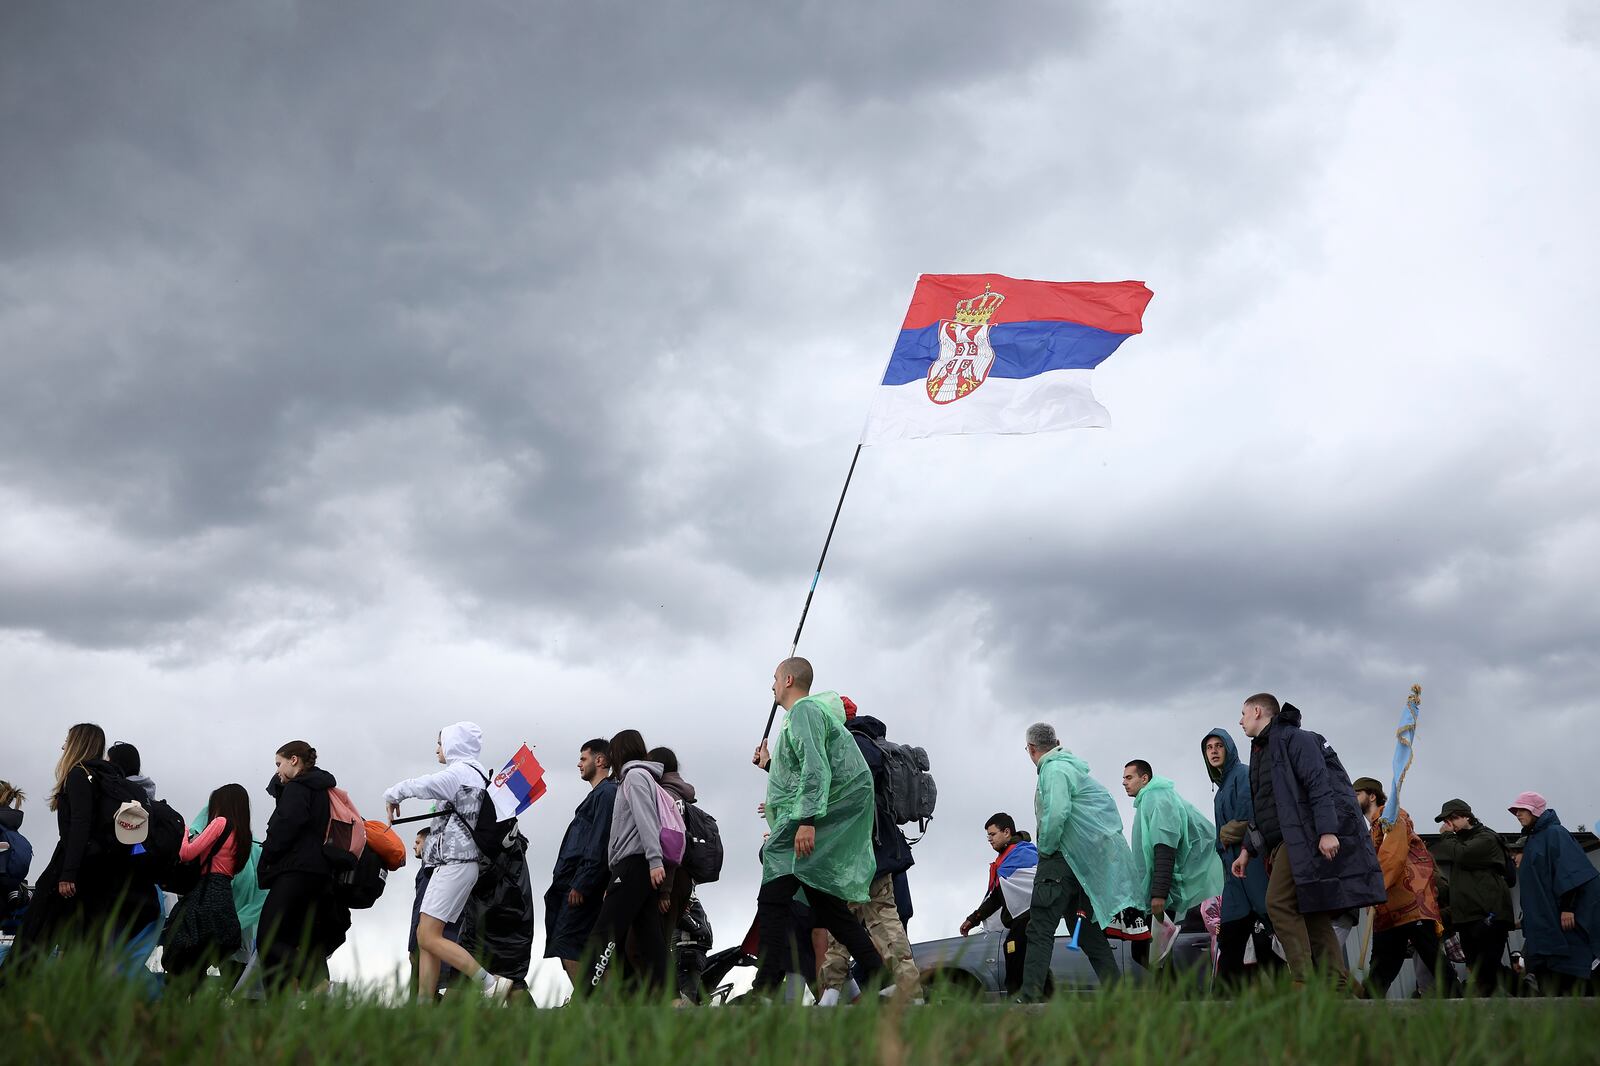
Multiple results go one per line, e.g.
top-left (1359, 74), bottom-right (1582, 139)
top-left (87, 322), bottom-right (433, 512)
top-left (1381, 684), bottom-right (1422, 828)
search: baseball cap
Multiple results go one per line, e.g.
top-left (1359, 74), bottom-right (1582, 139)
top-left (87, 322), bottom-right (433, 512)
top-left (114, 801), bottom-right (150, 845)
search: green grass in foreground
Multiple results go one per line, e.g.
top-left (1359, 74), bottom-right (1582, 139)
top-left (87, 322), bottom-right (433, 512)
top-left (4, 959), bottom-right (1599, 1066)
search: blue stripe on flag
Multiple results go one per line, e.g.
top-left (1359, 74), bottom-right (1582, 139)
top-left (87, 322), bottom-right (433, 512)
top-left (881, 320), bottom-right (1132, 386)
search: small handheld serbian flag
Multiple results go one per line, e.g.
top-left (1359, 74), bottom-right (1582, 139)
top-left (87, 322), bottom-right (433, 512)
top-left (862, 274), bottom-right (1153, 444)
top-left (488, 744), bottom-right (546, 821)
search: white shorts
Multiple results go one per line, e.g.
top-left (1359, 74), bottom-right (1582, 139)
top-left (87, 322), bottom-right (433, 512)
top-left (421, 862), bottom-right (480, 924)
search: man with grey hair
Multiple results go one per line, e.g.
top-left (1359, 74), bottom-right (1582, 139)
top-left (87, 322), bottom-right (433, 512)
top-left (1015, 724), bottom-right (1141, 1001)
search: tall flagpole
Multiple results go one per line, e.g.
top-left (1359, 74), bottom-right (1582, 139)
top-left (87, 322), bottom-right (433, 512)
top-left (757, 279), bottom-right (909, 748)
top-left (759, 442), bottom-right (865, 744)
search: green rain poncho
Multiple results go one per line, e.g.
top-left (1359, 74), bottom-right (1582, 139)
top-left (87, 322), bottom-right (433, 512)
top-left (1033, 747), bottom-right (1142, 926)
top-left (1131, 776), bottom-right (1226, 916)
top-left (762, 691), bottom-right (877, 903)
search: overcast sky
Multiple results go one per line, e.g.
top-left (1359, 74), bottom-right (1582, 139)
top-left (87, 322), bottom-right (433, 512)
top-left (4, 1), bottom-right (1598, 995)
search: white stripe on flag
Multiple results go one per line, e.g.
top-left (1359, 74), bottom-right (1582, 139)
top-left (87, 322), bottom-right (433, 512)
top-left (861, 369), bottom-right (1109, 445)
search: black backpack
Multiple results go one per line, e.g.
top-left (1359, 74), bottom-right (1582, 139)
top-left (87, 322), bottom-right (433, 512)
top-left (142, 800), bottom-right (189, 889)
top-left (451, 767), bottom-right (518, 864)
top-left (867, 737), bottom-right (938, 835)
top-left (83, 763), bottom-right (188, 888)
top-left (681, 803), bottom-right (724, 884)
top-left (334, 846), bottom-right (389, 909)
top-left (83, 762), bottom-right (148, 853)
top-left (151, 806), bottom-right (234, 897)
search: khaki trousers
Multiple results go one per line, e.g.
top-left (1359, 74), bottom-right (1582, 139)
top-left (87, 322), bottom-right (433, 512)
top-left (819, 872), bottom-right (920, 997)
top-left (1265, 842), bottom-right (1348, 985)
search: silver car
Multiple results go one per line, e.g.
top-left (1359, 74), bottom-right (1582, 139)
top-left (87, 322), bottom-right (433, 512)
top-left (911, 924), bottom-right (1211, 999)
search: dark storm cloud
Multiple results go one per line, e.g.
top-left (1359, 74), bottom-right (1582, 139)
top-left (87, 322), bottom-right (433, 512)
top-left (0, 1), bottom-right (1379, 654)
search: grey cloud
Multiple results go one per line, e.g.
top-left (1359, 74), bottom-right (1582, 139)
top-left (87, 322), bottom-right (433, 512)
top-left (5, 2), bottom-right (1384, 652)
top-left (850, 438), bottom-right (1600, 720)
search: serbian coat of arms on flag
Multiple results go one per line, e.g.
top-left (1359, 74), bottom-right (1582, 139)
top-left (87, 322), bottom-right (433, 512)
top-left (862, 274), bottom-right (1153, 444)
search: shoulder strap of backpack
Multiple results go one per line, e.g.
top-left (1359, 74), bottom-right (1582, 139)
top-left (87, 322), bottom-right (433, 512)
top-left (199, 825), bottom-right (228, 869)
top-left (441, 765), bottom-right (497, 846)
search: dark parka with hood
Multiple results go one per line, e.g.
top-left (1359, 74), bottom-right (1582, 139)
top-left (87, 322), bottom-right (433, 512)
top-left (259, 767), bottom-right (338, 888)
top-left (1246, 704), bottom-right (1385, 914)
top-left (1518, 809), bottom-right (1600, 979)
top-left (0, 804), bottom-right (31, 888)
top-left (1203, 728), bottom-right (1269, 922)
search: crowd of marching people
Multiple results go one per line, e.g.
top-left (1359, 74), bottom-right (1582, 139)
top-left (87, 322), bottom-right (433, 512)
top-left (0, 671), bottom-right (1596, 1005)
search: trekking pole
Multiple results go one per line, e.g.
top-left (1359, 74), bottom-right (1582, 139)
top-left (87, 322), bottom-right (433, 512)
top-left (390, 808), bottom-right (454, 826)
top-left (759, 443), bottom-right (864, 746)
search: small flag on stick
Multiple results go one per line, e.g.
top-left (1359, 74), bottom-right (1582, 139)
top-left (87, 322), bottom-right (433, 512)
top-left (488, 743), bottom-right (546, 821)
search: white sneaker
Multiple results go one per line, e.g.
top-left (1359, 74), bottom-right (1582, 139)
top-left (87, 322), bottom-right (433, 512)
top-left (816, 987), bottom-right (841, 1007)
top-left (483, 976), bottom-right (513, 1003)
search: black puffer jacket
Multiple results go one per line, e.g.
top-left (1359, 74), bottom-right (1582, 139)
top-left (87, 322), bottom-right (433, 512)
top-left (258, 767), bottom-right (337, 888)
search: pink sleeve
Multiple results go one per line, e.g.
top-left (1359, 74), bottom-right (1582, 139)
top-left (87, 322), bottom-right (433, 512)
top-left (180, 816), bottom-right (228, 862)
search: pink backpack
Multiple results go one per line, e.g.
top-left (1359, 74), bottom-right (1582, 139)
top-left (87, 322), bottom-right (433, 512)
top-left (322, 787), bottom-right (368, 870)
top-left (654, 780), bottom-right (686, 866)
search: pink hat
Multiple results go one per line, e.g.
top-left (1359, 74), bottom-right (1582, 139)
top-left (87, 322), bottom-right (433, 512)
top-left (1507, 791), bottom-right (1547, 817)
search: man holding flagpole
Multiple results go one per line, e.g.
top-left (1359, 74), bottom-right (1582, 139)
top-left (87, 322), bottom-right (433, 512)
top-left (1353, 776), bottom-right (1456, 997)
top-left (751, 657), bottom-right (883, 996)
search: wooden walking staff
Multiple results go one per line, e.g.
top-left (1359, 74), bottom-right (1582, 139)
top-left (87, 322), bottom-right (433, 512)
top-left (757, 443), bottom-right (864, 747)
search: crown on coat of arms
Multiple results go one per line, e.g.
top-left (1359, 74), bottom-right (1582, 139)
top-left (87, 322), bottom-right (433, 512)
top-left (953, 283), bottom-right (1006, 326)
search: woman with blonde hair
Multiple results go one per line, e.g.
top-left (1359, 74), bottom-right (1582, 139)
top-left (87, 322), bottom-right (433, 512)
top-left (11, 723), bottom-right (159, 968)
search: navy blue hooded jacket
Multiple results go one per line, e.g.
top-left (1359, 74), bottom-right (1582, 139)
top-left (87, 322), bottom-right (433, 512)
top-left (0, 804), bottom-right (32, 887)
top-left (845, 715), bottom-right (914, 879)
top-left (1203, 728), bottom-right (1268, 922)
top-left (1518, 809), bottom-right (1600, 978)
top-left (1247, 704), bottom-right (1385, 914)
top-left (549, 778), bottom-right (617, 898)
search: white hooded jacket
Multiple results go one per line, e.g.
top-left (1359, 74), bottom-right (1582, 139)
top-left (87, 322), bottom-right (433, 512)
top-left (383, 721), bottom-right (489, 866)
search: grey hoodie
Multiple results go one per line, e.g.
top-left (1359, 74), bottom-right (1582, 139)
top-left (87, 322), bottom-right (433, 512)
top-left (608, 761), bottom-right (666, 871)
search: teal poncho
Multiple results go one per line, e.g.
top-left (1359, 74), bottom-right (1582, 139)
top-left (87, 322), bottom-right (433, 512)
top-left (1131, 776), bottom-right (1226, 916)
top-left (1034, 747), bottom-right (1142, 926)
top-left (762, 691), bottom-right (877, 903)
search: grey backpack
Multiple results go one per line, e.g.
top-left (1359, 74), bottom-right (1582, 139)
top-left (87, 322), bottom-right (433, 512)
top-left (868, 737), bottom-right (937, 834)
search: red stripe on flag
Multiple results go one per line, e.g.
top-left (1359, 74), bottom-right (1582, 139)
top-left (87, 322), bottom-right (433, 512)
top-left (900, 274), bottom-right (1152, 333)
top-left (511, 745), bottom-right (544, 783)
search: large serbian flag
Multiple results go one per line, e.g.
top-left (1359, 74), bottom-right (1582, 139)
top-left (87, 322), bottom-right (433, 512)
top-left (861, 274), bottom-right (1153, 444)
top-left (488, 743), bottom-right (546, 821)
